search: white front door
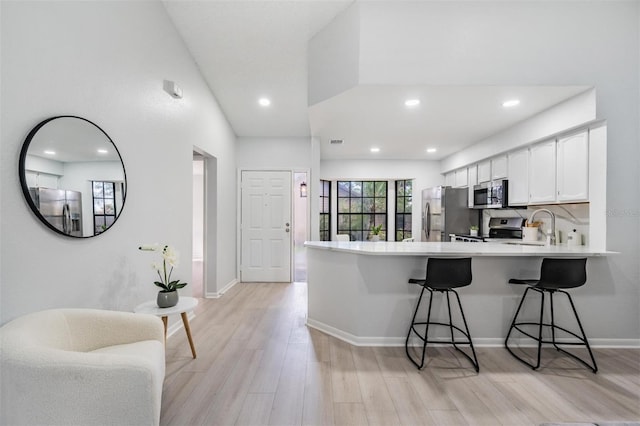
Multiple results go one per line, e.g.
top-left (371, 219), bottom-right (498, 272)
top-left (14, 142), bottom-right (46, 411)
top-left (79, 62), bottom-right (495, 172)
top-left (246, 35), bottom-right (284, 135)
top-left (241, 171), bottom-right (292, 282)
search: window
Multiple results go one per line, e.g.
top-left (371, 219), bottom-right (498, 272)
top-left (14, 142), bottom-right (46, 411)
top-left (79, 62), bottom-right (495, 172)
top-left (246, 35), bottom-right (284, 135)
top-left (337, 181), bottom-right (387, 241)
top-left (93, 181), bottom-right (116, 235)
top-left (319, 180), bottom-right (331, 241)
top-left (395, 180), bottom-right (413, 241)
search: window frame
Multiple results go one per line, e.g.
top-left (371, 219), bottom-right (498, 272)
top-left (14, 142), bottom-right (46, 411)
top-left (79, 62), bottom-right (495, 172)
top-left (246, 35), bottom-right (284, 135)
top-left (395, 179), bottom-right (413, 241)
top-left (336, 180), bottom-right (388, 241)
top-left (92, 181), bottom-right (117, 236)
top-left (319, 180), bottom-right (331, 241)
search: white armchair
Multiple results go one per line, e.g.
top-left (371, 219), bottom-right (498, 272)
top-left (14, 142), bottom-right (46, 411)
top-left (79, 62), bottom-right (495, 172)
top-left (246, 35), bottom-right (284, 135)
top-left (0, 308), bottom-right (165, 426)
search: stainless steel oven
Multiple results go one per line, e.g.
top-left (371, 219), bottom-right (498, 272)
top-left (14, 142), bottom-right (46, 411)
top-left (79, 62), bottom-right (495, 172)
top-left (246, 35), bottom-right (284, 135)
top-left (473, 180), bottom-right (508, 209)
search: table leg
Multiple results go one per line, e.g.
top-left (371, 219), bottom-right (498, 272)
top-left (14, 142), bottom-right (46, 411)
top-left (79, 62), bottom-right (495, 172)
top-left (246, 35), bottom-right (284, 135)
top-left (181, 312), bottom-right (197, 358)
top-left (161, 316), bottom-right (168, 344)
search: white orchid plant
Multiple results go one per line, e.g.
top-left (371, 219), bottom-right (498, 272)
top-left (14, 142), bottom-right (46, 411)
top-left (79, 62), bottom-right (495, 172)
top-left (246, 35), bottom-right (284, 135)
top-left (138, 244), bottom-right (188, 292)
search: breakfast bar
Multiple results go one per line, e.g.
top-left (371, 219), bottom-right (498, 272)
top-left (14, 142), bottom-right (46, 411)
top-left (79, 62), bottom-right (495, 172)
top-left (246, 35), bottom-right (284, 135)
top-left (304, 241), bottom-right (615, 347)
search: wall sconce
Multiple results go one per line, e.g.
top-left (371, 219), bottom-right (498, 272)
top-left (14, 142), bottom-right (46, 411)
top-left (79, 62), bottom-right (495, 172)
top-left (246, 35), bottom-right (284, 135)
top-left (299, 182), bottom-right (307, 197)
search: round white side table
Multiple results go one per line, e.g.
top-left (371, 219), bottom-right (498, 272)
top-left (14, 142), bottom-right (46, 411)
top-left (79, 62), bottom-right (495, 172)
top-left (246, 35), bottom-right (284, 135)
top-left (134, 296), bottom-right (198, 358)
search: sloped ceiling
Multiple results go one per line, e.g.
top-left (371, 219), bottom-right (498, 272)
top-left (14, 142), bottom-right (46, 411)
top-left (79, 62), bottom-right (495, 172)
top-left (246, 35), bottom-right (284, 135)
top-left (164, 1), bottom-right (590, 160)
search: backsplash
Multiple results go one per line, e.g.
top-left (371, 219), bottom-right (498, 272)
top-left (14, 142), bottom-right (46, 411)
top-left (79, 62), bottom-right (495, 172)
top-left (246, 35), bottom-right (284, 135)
top-left (482, 204), bottom-right (590, 245)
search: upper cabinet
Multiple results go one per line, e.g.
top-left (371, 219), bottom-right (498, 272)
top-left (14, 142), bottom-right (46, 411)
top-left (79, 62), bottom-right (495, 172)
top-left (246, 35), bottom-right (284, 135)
top-left (528, 140), bottom-right (557, 204)
top-left (467, 164), bottom-right (478, 207)
top-left (491, 155), bottom-right (508, 180)
top-left (477, 160), bottom-right (491, 183)
top-left (557, 131), bottom-right (589, 202)
top-left (445, 171), bottom-right (455, 187)
top-left (507, 148), bottom-right (529, 205)
top-left (446, 129), bottom-right (589, 207)
top-left (454, 168), bottom-right (468, 188)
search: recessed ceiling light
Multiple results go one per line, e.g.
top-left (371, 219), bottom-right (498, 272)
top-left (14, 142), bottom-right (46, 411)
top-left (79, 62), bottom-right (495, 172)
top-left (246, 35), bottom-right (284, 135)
top-left (44, 150), bottom-right (56, 155)
top-left (97, 149), bottom-right (108, 154)
top-left (258, 97), bottom-right (271, 107)
top-left (426, 148), bottom-right (437, 153)
top-left (405, 99), bottom-right (420, 107)
top-left (370, 147), bottom-right (380, 153)
top-left (502, 99), bottom-right (520, 108)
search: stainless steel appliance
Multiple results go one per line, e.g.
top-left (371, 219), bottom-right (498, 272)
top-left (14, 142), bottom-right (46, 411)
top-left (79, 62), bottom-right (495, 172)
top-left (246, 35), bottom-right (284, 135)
top-left (421, 186), bottom-right (478, 242)
top-left (485, 217), bottom-right (526, 240)
top-left (29, 187), bottom-right (83, 237)
top-left (451, 217), bottom-right (525, 242)
top-left (472, 179), bottom-right (508, 209)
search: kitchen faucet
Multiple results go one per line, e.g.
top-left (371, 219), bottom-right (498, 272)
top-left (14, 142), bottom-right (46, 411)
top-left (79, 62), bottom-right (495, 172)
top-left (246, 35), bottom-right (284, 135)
top-left (529, 208), bottom-right (556, 245)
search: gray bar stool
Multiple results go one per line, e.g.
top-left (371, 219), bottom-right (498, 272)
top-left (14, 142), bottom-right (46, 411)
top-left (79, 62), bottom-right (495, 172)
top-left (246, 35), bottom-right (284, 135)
top-left (405, 257), bottom-right (479, 372)
top-left (505, 257), bottom-right (597, 373)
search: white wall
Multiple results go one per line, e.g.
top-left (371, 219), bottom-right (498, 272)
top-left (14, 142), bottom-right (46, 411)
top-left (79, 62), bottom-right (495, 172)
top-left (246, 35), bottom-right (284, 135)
top-left (236, 137), bottom-right (312, 170)
top-left (0, 1), bottom-right (237, 323)
top-left (321, 159), bottom-right (442, 240)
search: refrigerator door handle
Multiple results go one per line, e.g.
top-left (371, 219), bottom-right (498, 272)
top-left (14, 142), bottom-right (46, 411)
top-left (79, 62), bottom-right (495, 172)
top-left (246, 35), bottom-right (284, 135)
top-left (425, 202), bottom-right (431, 239)
top-left (62, 203), bottom-right (70, 234)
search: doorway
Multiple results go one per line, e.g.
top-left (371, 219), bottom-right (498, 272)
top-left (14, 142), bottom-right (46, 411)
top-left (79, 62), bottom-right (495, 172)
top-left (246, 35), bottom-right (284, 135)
top-left (192, 153), bottom-right (205, 298)
top-left (240, 170), bottom-right (292, 282)
top-left (293, 172), bottom-right (308, 282)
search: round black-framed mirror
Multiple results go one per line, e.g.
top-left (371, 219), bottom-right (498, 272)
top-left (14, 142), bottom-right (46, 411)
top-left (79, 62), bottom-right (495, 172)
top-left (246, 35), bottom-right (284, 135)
top-left (19, 116), bottom-right (127, 238)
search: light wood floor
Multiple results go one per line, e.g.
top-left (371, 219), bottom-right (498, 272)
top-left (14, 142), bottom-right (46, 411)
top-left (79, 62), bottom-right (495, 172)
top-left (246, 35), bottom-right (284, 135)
top-left (161, 282), bottom-right (640, 426)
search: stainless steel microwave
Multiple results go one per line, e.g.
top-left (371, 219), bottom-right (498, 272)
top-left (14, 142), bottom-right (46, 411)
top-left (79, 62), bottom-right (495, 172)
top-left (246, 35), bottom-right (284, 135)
top-left (473, 180), bottom-right (508, 209)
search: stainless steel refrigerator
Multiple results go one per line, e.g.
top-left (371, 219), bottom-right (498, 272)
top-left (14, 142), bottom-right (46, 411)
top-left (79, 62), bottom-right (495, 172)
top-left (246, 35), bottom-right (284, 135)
top-left (421, 186), bottom-right (478, 242)
top-left (29, 187), bottom-right (83, 237)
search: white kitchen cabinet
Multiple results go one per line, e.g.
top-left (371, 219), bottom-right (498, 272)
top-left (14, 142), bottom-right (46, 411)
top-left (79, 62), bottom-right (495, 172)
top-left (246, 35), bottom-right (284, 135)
top-left (454, 168), bottom-right (468, 188)
top-left (507, 148), bottom-right (529, 205)
top-left (557, 131), bottom-right (589, 202)
top-left (477, 160), bottom-right (491, 183)
top-left (491, 155), bottom-right (508, 180)
top-left (445, 171), bottom-right (455, 187)
top-left (467, 164), bottom-right (477, 207)
top-left (529, 140), bottom-right (557, 204)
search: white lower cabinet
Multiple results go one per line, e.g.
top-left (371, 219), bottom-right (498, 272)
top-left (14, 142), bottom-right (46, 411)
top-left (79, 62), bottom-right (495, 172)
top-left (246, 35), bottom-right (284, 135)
top-left (507, 148), bottom-right (529, 205)
top-left (557, 131), bottom-right (589, 202)
top-left (528, 140), bottom-right (557, 204)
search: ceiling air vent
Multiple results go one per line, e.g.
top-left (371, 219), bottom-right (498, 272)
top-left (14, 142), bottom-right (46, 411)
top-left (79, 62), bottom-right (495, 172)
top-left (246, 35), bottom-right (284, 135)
top-left (330, 139), bottom-right (344, 145)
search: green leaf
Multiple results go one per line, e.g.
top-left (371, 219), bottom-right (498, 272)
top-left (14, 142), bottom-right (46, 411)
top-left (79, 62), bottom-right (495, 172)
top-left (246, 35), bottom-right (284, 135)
top-left (174, 282), bottom-right (188, 289)
top-left (153, 281), bottom-right (169, 291)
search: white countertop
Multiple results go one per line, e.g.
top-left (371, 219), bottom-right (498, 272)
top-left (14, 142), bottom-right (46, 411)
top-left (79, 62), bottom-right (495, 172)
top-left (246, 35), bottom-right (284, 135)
top-left (304, 241), bottom-right (615, 257)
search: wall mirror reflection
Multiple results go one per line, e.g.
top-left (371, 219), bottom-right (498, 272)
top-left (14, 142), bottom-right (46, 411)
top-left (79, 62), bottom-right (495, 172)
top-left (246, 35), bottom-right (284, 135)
top-left (19, 116), bottom-right (127, 238)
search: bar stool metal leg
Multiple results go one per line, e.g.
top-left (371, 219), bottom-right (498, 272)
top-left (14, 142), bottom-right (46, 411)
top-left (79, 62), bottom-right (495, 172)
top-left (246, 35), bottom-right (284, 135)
top-left (406, 257), bottom-right (477, 372)
top-left (557, 290), bottom-right (598, 373)
top-left (450, 289), bottom-right (480, 372)
top-left (505, 286), bottom-right (542, 370)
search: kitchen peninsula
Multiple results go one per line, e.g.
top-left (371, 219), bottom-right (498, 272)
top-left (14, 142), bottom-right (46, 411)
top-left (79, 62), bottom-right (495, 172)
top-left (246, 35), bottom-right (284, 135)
top-left (305, 241), bottom-right (616, 347)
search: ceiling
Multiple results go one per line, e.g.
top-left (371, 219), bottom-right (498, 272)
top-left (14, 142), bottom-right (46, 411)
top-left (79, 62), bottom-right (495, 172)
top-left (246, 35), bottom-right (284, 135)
top-left (163, 1), bottom-right (590, 160)
top-left (27, 117), bottom-right (121, 163)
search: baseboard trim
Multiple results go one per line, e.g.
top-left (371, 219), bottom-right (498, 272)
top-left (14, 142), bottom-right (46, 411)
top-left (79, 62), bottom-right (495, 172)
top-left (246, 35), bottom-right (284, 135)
top-left (306, 319), bottom-right (640, 348)
top-left (205, 278), bottom-right (239, 299)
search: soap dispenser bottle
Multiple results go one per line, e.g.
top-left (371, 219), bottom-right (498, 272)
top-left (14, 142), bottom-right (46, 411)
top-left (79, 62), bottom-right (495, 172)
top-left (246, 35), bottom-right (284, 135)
top-left (567, 229), bottom-right (580, 247)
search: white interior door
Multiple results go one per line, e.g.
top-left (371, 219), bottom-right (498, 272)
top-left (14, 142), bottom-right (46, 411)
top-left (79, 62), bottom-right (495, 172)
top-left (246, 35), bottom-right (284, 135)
top-left (241, 171), bottom-right (292, 282)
